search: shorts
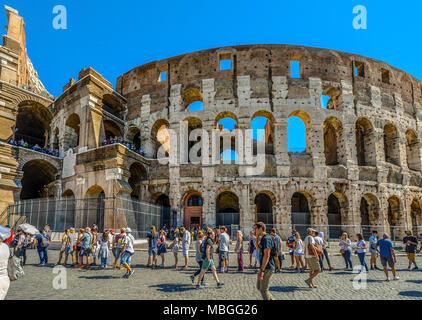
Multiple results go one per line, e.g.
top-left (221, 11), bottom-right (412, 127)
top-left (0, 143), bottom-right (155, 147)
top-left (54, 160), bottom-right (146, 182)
top-left (79, 248), bottom-right (90, 257)
top-left (159, 245), bottom-right (167, 254)
top-left (219, 251), bottom-right (229, 262)
top-left (380, 256), bottom-right (394, 268)
top-left (289, 251), bottom-right (294, 256)
top-left (148, 248), bottom-right (158, 257)
top-left (113, 247), bottom-right (122, 259)
top-left (407, 253), bottom-right (416, 262)
top-left (91, 246), bottom-right (98, 257)
top-left (201, 258), bottom-right (215, 270)
top-left (305, 257), bottom-right (321, 272)
top-left (293, 251), bottom-right (303, 257)
top-left (182, 246), bottom-right (189, 257)
top-left (65, 246), bottom-right (74, 255)
top-left (370, 252), bottom-right (378, 259)
top-left (172, 245), bottom-right (179, 253)
top-left (121, 251), bottom-right (134, 265)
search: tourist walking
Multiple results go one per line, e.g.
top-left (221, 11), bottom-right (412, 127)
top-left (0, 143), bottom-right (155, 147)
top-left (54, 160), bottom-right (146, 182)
top-left (113, 228), bottom-right (126, 269)
top-left (196, 228), bottom-right (224, 290)
top-left (190, 230), bottom-right (206, 284)
top-left (270, 228), bottom-right (282, 273)
top-left (313, 231), bottom-right (325, 272)
top-left (56, 229), bottom-right (70, 266)
top-left (369, 230), bottom-right (380, 270)
top-left (376, 233), bottom-right (399, 281)
top-left (0, 226), bottom-right (11, 300)
top-left (293, 232), bottom-right (305, 273)
top-left (249, 231), bottom-right (257, 269)
top-left (64, 228), bottom-right (78, 266)
top-left (147, 226), bottom-right (158, 268)
top-left (287, 230), bottom-right (297, 270)
top-left (181, 227), bottom-right (191, 269)
top-left (303, 228), bottom-right (321, 289)
top-left (98, 231), bottom-right (111, 269)
top-left (218, 226), bottom-right (231, 273)
top-left (355, 234), bottom-right (369, 272)
top-left (158, 229), bottom-right (167, 268)
top-left (339, 233), bottom-right (353, 271)
top-left (255, 222), bottom-right (275, 300)
top-left (235, 230), bottom-right (244, 272)
top-left (34, 228), bottom-right (51, 266)
top-left (403, 231), bottom-right (419, 270)
top-left (119, 227), bottom-right (135, 278)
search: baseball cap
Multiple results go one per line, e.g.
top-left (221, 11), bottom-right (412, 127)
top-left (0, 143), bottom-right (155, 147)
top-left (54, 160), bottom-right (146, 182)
top-left (125, 227), bottom-right (132, 233)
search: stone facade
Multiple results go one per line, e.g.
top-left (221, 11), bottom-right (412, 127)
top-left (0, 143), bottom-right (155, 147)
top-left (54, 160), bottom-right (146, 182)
top-left (0, 7), bottom-right (421, 238)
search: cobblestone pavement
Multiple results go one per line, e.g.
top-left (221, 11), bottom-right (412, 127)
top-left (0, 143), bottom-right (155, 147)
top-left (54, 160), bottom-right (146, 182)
top-left (6, 247), bottom-right (422, 300)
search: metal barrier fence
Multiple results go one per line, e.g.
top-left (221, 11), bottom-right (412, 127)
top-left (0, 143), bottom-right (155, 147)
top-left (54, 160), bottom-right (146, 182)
top-left (228, 224), bottom-right (419, 242)
top-left (5, 196), bottom-right (162, 239)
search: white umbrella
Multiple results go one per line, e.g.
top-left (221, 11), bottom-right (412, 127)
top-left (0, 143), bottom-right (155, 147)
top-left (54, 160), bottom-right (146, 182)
top-left (18, 223), bottom-right (39, 236)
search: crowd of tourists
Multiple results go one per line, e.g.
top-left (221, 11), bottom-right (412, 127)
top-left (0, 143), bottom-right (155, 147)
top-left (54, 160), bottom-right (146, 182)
top-left (0, 221), bottom-right (422, 300)
top-left (102, 136), bottom-right (145, 156)
top-left (7, 139), bottom-right (60, 157)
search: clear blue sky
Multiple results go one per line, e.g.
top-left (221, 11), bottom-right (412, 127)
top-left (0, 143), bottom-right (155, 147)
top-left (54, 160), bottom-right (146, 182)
top-left (3, 0), bottom-right (420, 152)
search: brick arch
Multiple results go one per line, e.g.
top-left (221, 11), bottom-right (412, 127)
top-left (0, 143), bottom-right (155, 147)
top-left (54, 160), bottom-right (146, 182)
top-left (17, 151), bottom-right (61, 174)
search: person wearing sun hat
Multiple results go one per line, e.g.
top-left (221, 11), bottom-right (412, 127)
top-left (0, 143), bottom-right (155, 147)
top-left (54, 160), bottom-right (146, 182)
top-left (0, 225), bottom-right (11, 300)
top-left (119, 227), bottom-right (135, 278)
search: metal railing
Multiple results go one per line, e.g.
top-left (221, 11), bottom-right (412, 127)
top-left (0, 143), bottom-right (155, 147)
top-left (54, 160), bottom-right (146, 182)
top-left (5, 196), bottom-right (163, 239)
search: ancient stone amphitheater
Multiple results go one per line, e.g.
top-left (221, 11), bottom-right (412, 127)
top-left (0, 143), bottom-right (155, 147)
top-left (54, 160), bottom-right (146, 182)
top-left (0, 6), bottom-right (421, 239)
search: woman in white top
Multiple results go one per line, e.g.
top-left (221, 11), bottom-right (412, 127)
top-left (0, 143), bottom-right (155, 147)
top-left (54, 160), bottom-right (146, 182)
top-left (355, 234), bottom-right (369, 272)
top-left (0, 226), bottom-right (11, 300)
top-left (339, 233), bottom-right (353, 271)
top-left (292, 232), bottom-right (305, 273)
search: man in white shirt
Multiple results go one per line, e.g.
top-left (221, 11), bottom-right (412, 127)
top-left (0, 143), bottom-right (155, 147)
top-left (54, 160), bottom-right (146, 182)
top-left (0, 226), bottom-right (11, 300)
top-left (218, 226), bottom-right (232, 273)
top-left (120, 227), bottom-right (135, 278)
top-left (303, 228), bottom-right (321, 288)
top-left (182, 227), bottom-right (191, 269)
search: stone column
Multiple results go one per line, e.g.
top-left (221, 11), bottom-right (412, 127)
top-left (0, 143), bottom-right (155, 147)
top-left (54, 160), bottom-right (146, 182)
top-left (311, 122), bottom-right (327, 180)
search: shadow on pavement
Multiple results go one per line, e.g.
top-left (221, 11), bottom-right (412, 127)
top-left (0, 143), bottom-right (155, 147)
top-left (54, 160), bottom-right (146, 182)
top-left (270, 286), bottom-right (311, 293)
top-left (406, 279), bottom-right (422, 284)
top-left (398, 291), bottom-right (422, 298)
top-left (78, 275), bottom-right (123, 280)
top-left (149, 283), bottom-right (196, 293)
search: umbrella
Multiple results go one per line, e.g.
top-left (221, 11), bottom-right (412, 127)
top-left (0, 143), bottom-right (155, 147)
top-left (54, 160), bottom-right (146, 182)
top-left (18, 223), bottom-right (39, 236)
top-left (0, 225), bottom-right (11, 241)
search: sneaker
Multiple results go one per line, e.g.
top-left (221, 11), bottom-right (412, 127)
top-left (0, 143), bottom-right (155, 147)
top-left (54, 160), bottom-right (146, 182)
top-left (305, 279), bottom-right (312, 288)
top-left (217, 282), bottom-right (225, 288)
top-left (201, 282), bottom-right (208, 286)
top-left (370, 266), bottom-right (374, 270)
top-left (386, 277), bottom-right (391, 282)
top-left (413, 266), bottom-right (419, 270)
top-left (408, 266), bottom-right (411, 270)
top-left (190, 275), bottom-right (195, 284)
top-left (128, 270), bottom-right (135, 278)
top-left (196, 284), bottom-right (205, 290)
top-left (393, 276), bottom-right (400, 281)
top-left (123, 273), bottom-right (129, 278)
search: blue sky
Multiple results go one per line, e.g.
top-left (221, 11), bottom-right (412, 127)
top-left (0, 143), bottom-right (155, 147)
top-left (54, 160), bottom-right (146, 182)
top-left (4, 0), bottom-right (420, 152)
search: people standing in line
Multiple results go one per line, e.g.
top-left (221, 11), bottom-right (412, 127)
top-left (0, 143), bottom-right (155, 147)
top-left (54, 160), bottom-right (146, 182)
top-left (255, 222), bottom-right (275, 300)
top-left (170, 235), bottom-right (180, 268)
top-left (113, 228), bottom-right (126, 269)
top-left (249, 231), bottom-right (257, 269)
top-left (196, 228), bottom-right (224, 290)
top-left (98, 230), bottom-right (111, 269)
top-left (119, 227), bottom-right (135, 278)
top-left (34, 228), bottom-right (51, 266)
top-left (313, 231), bottom-right (325, 272)
top-left (303, 228), bottom-right (321, 289)
top-left (64, 228), bottom-right (78, 266)
top-left (235, 230), bottom-right (244, 272)
top-left (339, 233), bottom-right (353, 271)
top-left (270, 228), bottom-right (282, 273)
top-left (147, 226), bottom-right (159, 269)
top-left (181, 227), bottom-right (191, 269)
top-left (292, 232), bottom-right (305, 273)
top-left (286, 230), bottom-right (297, 270)
top-left (218, 226), bottom-right (231, 273)
top-left (158, 229), bottom-right (167, 268)
top-left (403, 231), bottom-right (419, 270)
top-left (369, 230), bottom-right (380, 270)
top-left (76, 228), bottom-right (92, 269)
top-left (376, 233), bottom-right (399, 281)
top-left (355, 234), bottom-right (369, 272)
top-left (191, 230), bottom-right (206, 284)
top-left (56, 229), bottom-right (70, 266)
top-left (0, 226), bottom-right (11, 300)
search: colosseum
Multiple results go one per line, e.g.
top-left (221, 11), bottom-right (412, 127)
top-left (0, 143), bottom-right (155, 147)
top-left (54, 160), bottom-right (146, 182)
top-left (0, 6), bottom-right (421, 240)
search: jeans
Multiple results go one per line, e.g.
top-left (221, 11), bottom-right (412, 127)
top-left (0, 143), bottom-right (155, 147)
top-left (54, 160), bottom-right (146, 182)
top-left (18, 247), bottom-right (27, 265)
top-left (256, 270), bottom-right (274, 300)
top-left (37, 247), bottom-right (48, 264)
top-left (358, 252), bottom-right (368, 271)
top-left (342, 249), bottom-right (352, 269)
top-left (238, 251), bottom-right (244, 271)
top-left (100, 257), bottom-right (108, 268)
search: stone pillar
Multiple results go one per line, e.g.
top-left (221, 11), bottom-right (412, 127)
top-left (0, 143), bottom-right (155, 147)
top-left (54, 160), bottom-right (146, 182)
top-left (311, 122), bottom-right (327, 180)
top-left (202, 79), bottom-right (215, 110)
top-left (274, 120), bottom-right (290, 177)
top-left (237, 75), bottom-right (251, 108)
top-left (140, 95), bottom-right (154, 157)
top-left (240, 182), bottom-right (254, 236)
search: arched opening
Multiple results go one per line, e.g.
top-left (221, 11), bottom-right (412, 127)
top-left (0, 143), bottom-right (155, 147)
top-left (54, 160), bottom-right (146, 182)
top-left (321, 86), bottom-right (342, 110)
top-left (216, 191), bottom-right (239, 236)
top-left (356, 118), bottom-right (376, 166)
top-left (104, 120), bottom-right (123, 140)
top-left (360, 194), bottom-right (380, 239)
top-left (324, 117), bottom-right (344, 166)
top-left (64, 113), bottom-right (80, 151)
top-left (15, 101), bottom-right (52, 147)
top-left (183, 88), bottom-right (203, 111)
top-left (184, 191), bottom-right (203, 229)
top-left (406, 129), bottom-right (421, 171)
top-left (216, 112), bottom-right (238, 162)
top-left (151, 119), bottom-right (170, 158)
top-left (251, 111), bottom-right (274, 155)
top-left (20, 160), bottom-right (58, 200)
top-left (387, 196), bottom-right (401, 241)
top-left (254, 192), bottom-right (273, 225)
top-left (327, 194), bottom-right (343, 239)
top-left (128, 162), bottom-right (147, 199)
top-left (384, 123), bottom-right (400, 166)
top-left (85, 185), bottom-right (106, 232)
top-left (291, 192), bottom-right (311, 238)
top-left (410, 199), bottom-right (422, 236)
top-left (156, 194), bottom-right (171, 228)
top-left (288, 111), bottom-right (310, 153)
top-left (126, 126), bottom-right (141, 150)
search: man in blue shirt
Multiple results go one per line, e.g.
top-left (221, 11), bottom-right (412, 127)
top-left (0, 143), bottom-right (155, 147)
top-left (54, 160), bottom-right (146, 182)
top-left (369, 230), bottom-right (380, 270)
top-left (35, 229), bottom-right (51, 266)
top-left (270, 228), bottom-right (282, 273)
top-left (376, 233), bottom-right (399, 281)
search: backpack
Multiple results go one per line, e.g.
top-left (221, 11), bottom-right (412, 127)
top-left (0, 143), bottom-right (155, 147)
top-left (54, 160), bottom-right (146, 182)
top-left (262, 234), bottom-right (277, 257)
top-left (8, 251), bottom-right (24, 281)
top-left (40, 235), bottom-right (49, 248)
top-left (200, 238), bottom-right (208, 254)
